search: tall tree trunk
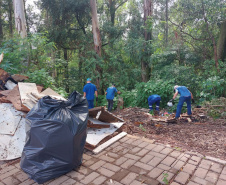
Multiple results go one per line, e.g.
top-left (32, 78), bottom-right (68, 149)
top-left (0, 0), bottom-right (3, 40)
top-left (142, 0), bottom-right (152, 82)
top-left (23, 0), bottom-right (30, 34)
top-left (13, 0), bottom-right (27, 38)
top-left (201, 0), bottom-right (219, 72)
top-left (165, 0), bottom-right (168, 45)
top-left (8, 0), bottom-right (13, 37)
top-left (64, 49), bottom-right (69, 93)
top-left (217, 21), bottom-right (226, 62)
top-left (90, 0), bottom-right (103, 93)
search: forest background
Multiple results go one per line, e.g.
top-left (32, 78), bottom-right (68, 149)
top-left (0, 0), bottom-right (225, 112)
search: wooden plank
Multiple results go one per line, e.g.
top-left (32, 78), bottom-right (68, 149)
top-left (92, 132), bottom-right (127, 154)
top-left (18, 82), bottom-right (39, 110)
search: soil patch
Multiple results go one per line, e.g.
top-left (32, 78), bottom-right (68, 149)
top-left (114, 107), bottom-right (226, 160)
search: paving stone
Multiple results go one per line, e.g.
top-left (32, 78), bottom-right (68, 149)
top-left (205, 171), bottom-right (219, 183)
top-left (170, 151), bottom-right (182, 158)
top-left (199, 159), bottom-right (212, 170)
top-left (97, 167), bottom-right (115, 177)
top-left (148, 157), bottom-right (162, 167)
top-left (62, 178), bottom-right (77, 185)
top-left (139, 141), bottom-right (150, 148)
top-left (99, 155), bottom-right (115, 162)
top-left (161, 156), bottom-right (176, 166)
top-left (83, 158), bottom-right (99, 167)
top-left (157, 171), bottom-right (174, 185)
top-left (145, 144), bottom-right (157, 150)
top-left (124, 153), bottom-right (141, 161)
top-left (0, 165), bottom-right (16, 175)
top-left (18, 178), bottom-right (35, 185)
top-left (66, 171), bottom-right (85, 181)
top-left (14, 171), bottom-right (29, 182)
top-left (120, 143), bottom-right (134, 149)
top-left (114, 157), bottom-right (128, 166)
top-left (129, 166), bottom-right (148, 175)
top-left (130, 180), bottom-right (148, 185)
top-left (219, 173), bottom-right (226, 180)
top-left (216, 179), bottom-right (226, 185)
top-left (119, 136), bottom-right (130, 143)
top-left (121, 159), bottom-right (136, 169)
top-left (187, 181), bottom-right (200, 185)
top-left (110, 141), bottom-right (121, 148)
top-left (140, 154), bottom-right (154, 163)
top-left (0, 168), bottom-right (20, 180)
top-left (191, 176), bottom-right (214, 185)
top-left (148, 151), bottom-right (166, 159)
top-left (129, 147), bottom-right (142, 154)
top-left (170, 182), bottom-right (180, 185)
top-left (160, 148), bottom-right (173, 155)
top-left (103, 163), bottom-right (121, 172)
top-left (14, 163), bottom-right (20, 169)
top-left (95, 151), bottom-right (107, 158)
top-left (188, 156), bottom-right (202, 165)
top-left (47, 175), bottom-right (69, 185)
top-left (80, 172), bottom-right (99, 184)
top-left (125, 138), bottom-right (136, 144)
top-left (104, 180), bottom-right (123, 185)
top-left (76, 166), bottom-right (92, 175)
top-left (92, 175), bottom-right (107, 185)
top-left (134, 161), bottom-right (154, 171)
top-left (90, 160), bottom-right (106, 170)
top-left (194, 167), bottom-right (208, 178)
top-left (2, 176), bottom-right (20, 185)
top-left (118, 148), bottom-right (130, 155)
top-left (106, 152), bottom-right (120, 159)
top-left (135, 174), bottom-right (159, 185)
top-left (136, 149), bottom-right (149, 157)
top-left (210, 163), bottom-right (223, 173)
top-left (152, 145), bottom-right (165, 152)
top-left (174, 171), bottom-right (190, 184)
top-left (112, 146), bottom-right (124, 153)
top-left (171, 160), bottom-right (185, 170)
top-left (131, 139), bottom-right (144, 146)
top-left (179, 155), bottom-right (190, 162)
top-left (157, 164), bottom-right (171, 171)
top-left (111, 169), bottom-right (130, 182)
top-left (148, 168), bottom-right (164, 179)
top-left (120, 172), bottom-right (138, 184)
top-left (83, 154), bottom-right (92, 160)
top-left (183, 163), bottom-right (196, 174)
top-left (222, 166), bottom-right (226, 174)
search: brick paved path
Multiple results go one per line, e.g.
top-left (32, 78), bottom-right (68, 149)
top-left (0, 135), bottom-right (226, 185)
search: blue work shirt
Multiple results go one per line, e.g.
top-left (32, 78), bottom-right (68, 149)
top-left (176, 86), bottom-right (191, 97)
top-left (106, 87), bottom-right (118, 100)
top-left (148, 94), bottom-right (161, 104)
top-left (83, 83), bottom-right (97, 100)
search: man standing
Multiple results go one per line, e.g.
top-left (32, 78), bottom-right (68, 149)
top-left (148, 94), bottom-right (161, 112)
top-left (169, 85), bottom-right (194, 118)
top-left (83, 78), bottom-right (98, 109)
top-left (105, 84), bottom-right (120, 111)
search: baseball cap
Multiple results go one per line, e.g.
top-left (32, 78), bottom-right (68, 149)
top-left (87, 78), bottom-right (91, 81)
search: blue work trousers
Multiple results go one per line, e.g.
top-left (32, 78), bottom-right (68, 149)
top-left (87, 100), bottom-right (94, 109)
top-left (149, 98), bottom-right (161, 111)
top-left (107, 99), bottom-right (114, 111)
top-left (176, 96), bottom-right (192, 118)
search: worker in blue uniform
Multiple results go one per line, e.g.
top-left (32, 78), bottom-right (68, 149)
top-left (83, 78), bottom-right (98, 109)
top-left (169, 85), bottom-right (194, 118)
top-left (105, 84), bottom-right (120, 111)
top-left (148, 94), bottom-right (161, 111)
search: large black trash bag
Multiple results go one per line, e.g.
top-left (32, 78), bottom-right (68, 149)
top-left (20, 91), bottom-right (88, 184)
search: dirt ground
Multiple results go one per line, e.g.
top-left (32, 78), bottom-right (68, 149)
top-left (114, 107), bottom-right (226, 161)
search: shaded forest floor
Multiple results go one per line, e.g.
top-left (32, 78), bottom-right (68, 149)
top-left (114, 107), bottom-right (226, 161)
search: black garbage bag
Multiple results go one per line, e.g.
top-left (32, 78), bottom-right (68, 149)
top-left (20, 91), bottom-right (88, 184)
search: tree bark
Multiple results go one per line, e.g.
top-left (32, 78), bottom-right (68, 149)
top-left (165, 0), bottom-right (168, 45)
top-left (13, 0), bottom-right (27, 38)
top-left (142, 0), bottom-right (152, 82)
top-left (0, 0), bottom-right (3, 40)
top-left (64, 49), bottom-right (69, 93)
top-left (217, 21), bottom-right (226, 62)
top-left (90, 0), bottom-right (103, 93)
top-left (8, 0), bottom-right (13, 37)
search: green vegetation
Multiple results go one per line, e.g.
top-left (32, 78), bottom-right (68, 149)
top-left (0, 0), bottom-right (225, 114)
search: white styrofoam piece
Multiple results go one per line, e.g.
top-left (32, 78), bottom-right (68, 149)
top-left (0, 115), bottom-right (27, 160)
top-left (0, 103), bottom-right (23, 135)
top-left (86, 118), bottom-right (124, 146)
top-left (5, 80), bottom-right (17, 90)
